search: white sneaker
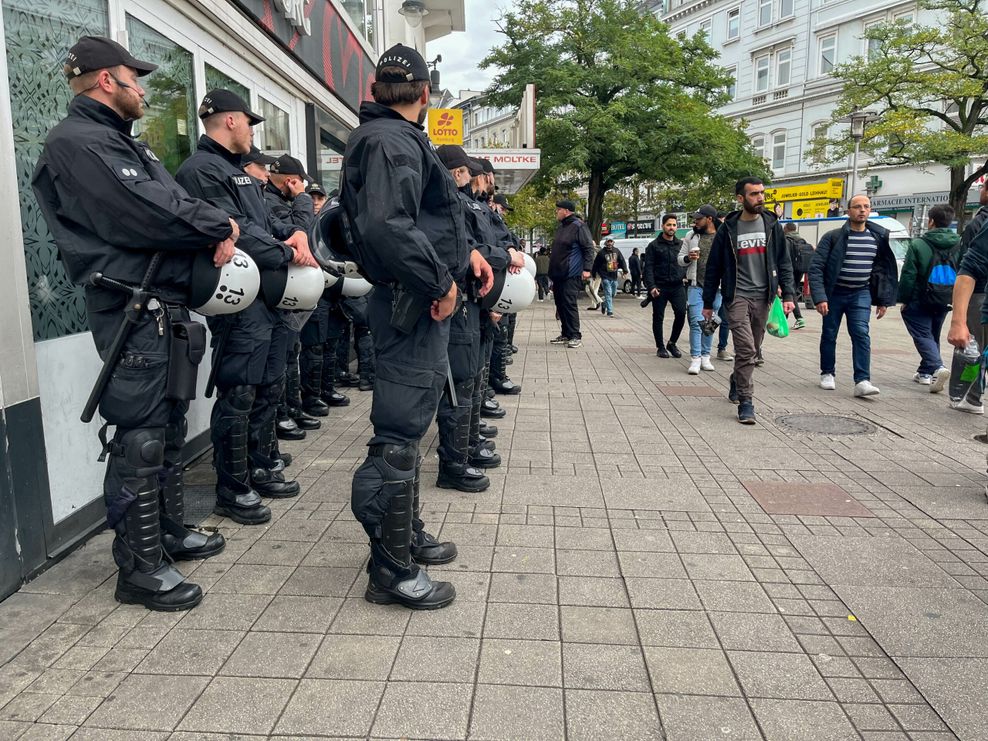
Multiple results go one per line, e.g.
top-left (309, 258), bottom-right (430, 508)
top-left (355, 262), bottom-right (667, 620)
top-left (820, 374), bottom-right (836, 391)
top-left (687, 357), bottom-right (701, 375)
top-left (700, 356), bottom-right (715, 372)
top-left (951, 397), bottom-right (985, 414)
top-left (854, 380), bottom-right (881, 397)
top-left (913, 372), bottom-right (932, 386)
top-left (930, 367), bottom-right (950, 394)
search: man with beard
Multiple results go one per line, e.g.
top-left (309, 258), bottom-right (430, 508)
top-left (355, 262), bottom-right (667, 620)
top-left (679, 204), bottom-right (720, 373)
top-left (340, 45), bottom-right (494, 609)
top-left (703, 177), bottom-right (795, 424)
top-left (32, 36), bottom-right (236, 610)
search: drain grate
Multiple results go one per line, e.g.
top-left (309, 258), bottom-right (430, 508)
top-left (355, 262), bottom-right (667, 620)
top-left (776, 413), bottom-right (877, 436)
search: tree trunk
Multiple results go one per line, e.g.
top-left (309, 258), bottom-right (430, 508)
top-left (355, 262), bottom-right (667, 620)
top-left (951, 163), bottom-right (987, 233)
top-left (587, 170), bottom-right (606, 243)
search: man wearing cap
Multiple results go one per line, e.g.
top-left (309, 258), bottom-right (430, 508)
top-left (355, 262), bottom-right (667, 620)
top-left (548, 200), bottom-right (595, 348)
top-left (243, 145), bottom-right (275, 184)
top-left (488, 188), bottom-right (525, 394)
top-left (176, 89), bottom-right (318, 523)
top-left (340, 45), bottom-right (496, 610)
top-left (679, 204), bottom-right (721, 373)
top-left (33, 36), bottom-right (238, 611)
top-left (308, 182), bottom-right (328, 214)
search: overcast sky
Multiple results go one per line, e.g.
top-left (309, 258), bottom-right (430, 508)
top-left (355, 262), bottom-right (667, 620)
top-left (426, 0), bottom-right (507, 96)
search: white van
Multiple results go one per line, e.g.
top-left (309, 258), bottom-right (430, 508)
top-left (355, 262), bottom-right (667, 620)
top-left (604, 237), bottom-right (653, 293)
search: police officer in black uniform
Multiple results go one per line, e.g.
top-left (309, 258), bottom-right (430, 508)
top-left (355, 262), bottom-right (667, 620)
top-left (32, 36), bottom-right (235, 611)
top-left (262, 154), bottom-right (324, 439)
top-left (175, 89), bottom-right (318, 522)
top-left (341, 45), bottom-right (494, 609)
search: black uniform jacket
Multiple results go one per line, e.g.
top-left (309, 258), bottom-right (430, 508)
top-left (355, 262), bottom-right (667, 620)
top-left (341, 102), bottom-right (468, 300)
top-left (457, 187), bottom-right (509, 283)
top-left (263, 181), bottom-right (315, 231)
top-left (31, 96), bottom-right (232, 310)
top-left (175, 135), bottom-right (293, 271)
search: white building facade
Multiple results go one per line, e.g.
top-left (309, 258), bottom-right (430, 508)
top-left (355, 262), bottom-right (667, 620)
top-left (652, 0), bottom-right (980, 225)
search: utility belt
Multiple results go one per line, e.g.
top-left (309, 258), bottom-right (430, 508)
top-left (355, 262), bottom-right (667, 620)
top-left (389, 282), bottom-right (465, 334)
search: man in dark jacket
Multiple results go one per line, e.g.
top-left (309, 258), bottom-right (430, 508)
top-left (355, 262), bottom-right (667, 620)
top-left (703, 177), bottom-right (795, 424)
top-left (548, 199), bottom-right (594, 348)
top-left (32, 36), bottom-right (236, 611)
top-left (629, 248), bottom-right (643, 296)
top-left (809, 194), bottom-right (898, 397)
top-left (340, 45), bottom-right (495, 610)
top-left (783, 223), bottom-right (808, 328)
top-left (645, 214), bottom-right (688, 358)
top-left (898, 205), bottom-right (959, 392)
top-left (591, 238), bottom-right (628, 316)
top-left (948, 184), bottom-right (988, 413)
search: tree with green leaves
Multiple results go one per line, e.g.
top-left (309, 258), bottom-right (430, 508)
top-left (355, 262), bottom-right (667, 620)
top-left (481, 0), bottom-right (767, 241)
top-left (503, 183), bottom-right (561, 245)
top-left (813, 0), bottom-right (988, 228)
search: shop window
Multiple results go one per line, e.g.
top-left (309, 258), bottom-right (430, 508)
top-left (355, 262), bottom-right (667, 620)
top-left (3, 0), bottom-right (109, 340)
top-left (258, 97), bottom-right (290, 153)
top-left (127, 16), bottom-right (195, 175)
top-left (206, 64), bottom-right (250, 105)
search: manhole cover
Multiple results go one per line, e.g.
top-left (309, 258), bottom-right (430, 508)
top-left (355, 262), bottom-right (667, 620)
top-left (777, 413), bottom-right (877, 436)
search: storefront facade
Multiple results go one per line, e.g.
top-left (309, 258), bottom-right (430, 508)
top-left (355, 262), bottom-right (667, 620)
top-left (0, 0), bottom-right (461, 599)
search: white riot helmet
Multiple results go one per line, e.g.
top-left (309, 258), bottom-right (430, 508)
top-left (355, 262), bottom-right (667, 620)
top-left (189, 248), bottom-right (261, 316)
top-left (340, 276), bottom-right (373, 297)
top-left (260, 264), bottom-right (325, 311)
top-left (480, 267), bottom-right (537, 314)
top-left (522, 252), bottom-right (537, 278)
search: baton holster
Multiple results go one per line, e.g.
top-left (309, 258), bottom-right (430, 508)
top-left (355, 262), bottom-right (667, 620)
top-left (166, 310), bottom-right (207, 401)
top-left (390, 286), bottom-right (433, 334)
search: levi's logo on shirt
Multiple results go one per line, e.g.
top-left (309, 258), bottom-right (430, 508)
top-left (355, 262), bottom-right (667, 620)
top-left (737, 230), bottom-right (766, 257)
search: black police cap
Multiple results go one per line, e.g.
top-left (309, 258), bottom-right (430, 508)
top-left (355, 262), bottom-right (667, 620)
top-left (376, 44), bottom-right (431, 83)
top-left (493, 193), bottom-right (513, 211)
top-left (436, 145), bottom-right (472, 171)
top-left (468, 158), bottom-right (486, 177)
top-left (270, 155), bottom-right (309, 179)
top-left (480, 158), bottom-right (495, 174)
top-left (243, 146), bottom-right (276, 166)
top-left (307, 182), bottom-right (327, 197)
top-left (198, 89), bottom-right (264, 125)
top-left (65, 35), bottom-right (157, 79)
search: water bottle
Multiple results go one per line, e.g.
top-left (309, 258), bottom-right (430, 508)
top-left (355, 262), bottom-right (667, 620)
top-left (949, 337), bottom-right (981, 401)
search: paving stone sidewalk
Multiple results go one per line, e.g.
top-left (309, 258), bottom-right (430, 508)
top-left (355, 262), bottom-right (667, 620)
top-left (1, 294), bottom-right (987, 740)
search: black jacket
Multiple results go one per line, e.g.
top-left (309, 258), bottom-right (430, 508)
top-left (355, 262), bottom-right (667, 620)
top-left (644, 235), bottom-right (686, 289)
top-left (457, 187), bottom-right (509, 287)
top-left (31, 96), bottom-right (232, 310)
top-left (489, 207), bottom-right (520, 250)
top-left (591, 247), bottom-right (628, 281)
top-left (341, 102), bottom-right (468, 299)
top-left (263, 181), bottom-right (315, 231)
top-left (628, 254), bottom-right (642, 277)
top-left (548, 215), bottom-right (594, 280)
top-left (703, 211), bottom-right (795, 309)
top-left (961, 205), bottom-right (988, 293)
top-left (808, 221), bottom-right (898, 307)
top-left (175, 135), bottom-right (293, 272)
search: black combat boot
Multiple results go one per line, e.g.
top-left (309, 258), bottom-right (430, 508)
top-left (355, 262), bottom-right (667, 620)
top-left (288, 349), bottom-right (322, 427)
top-left (158, 463), bottom-right (225, 561)
top-left (249, 379), bottom-right (301, 498)
top-left (490, 337), bottom-right (522, 395)
top-left (105, 428), bottom-right (202, 611)
top-left (212, 386), bottom-right (272, 525)
top-left (413, 458), bottom-right (459, 563)
top-left (436, 379), bottom-right (490, 493)
top-left (479, 420), bottom-right (498, 438)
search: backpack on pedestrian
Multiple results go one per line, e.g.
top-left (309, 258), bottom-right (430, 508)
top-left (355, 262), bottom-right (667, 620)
top-left (922, 238), bottom-right (961, 310)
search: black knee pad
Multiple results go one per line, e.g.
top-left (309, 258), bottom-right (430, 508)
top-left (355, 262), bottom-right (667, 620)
top-left (219, 384), bottom-right (256, 414)
top-left (258, 375), bottom-right (286, 405)
top-left (115, 428), bottom-right (165, 476)
top-left (379, 441), bottom-right (418, 474)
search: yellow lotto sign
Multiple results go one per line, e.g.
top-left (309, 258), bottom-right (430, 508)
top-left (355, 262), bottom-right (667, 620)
top-left (428, 109), bottom-right (464, 145)
top-left (764, 178), bottom-right (844, 203)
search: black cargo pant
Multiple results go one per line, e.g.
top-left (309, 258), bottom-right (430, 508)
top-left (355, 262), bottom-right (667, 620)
top-left (553, 275), bottom-right (582, 340)
top-left (351, 287), bottom-right (449, 530)
top-left (651, 282), bottom-right (687, 348)
top-left (437, 299), bottom-right (480, 465)
top-left (300, 299), bottom-right (330, 404)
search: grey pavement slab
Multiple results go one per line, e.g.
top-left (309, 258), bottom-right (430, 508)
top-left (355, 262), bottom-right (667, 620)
top-left (469, 684), bottom-right (565, 740)
top-left (792, 535), bottom-right (961, 588)
top-left (176, 676), bottom-right (296, 734)
top-left (274, 678), bottom-right (384, 736)
top-left (564, 689), bottom-right (662, 741)
top-left (84, 673), bottom-right (209, 730)
top-left (749, 699), bottom-right (859, 740)
top-left (370, 681), bottom-right (473, 740)
top-left (895, 657), bottom-right (988, 740)
top-left (600, 478), bottom-right (711, 511)
top-left (655, 694), bottom-right (762, 740)
top-left (477, 639), bottom-right (563, 686)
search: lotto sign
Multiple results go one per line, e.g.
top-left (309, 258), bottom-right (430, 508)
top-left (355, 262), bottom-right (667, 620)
top-left (428, 109), bottom-right (464, 145)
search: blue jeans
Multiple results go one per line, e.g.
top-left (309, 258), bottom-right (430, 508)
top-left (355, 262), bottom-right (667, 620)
top-left (717, 302), bottom-right (730, 351)
top-left (687, 286), bottom-right (722, 357)
top-left (601, 278), bottom-right (617, 315)
top-left (820, 286), bottom-right (872, 382)
top-left (901, 301), bottom-right (948, 375)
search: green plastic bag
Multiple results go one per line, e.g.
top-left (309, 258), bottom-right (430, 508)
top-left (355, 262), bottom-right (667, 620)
top-left (766, 296), bottom-right (790, 338)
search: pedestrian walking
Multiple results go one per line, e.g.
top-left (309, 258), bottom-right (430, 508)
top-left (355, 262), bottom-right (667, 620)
top-left (591, 238), bottom-right (627, 316)
top-left (33, 36), bottom-right (237, 610)
top-left (535, 247), bottom-right (551, 301)
top-left (629, 247), bottom-right (644, 296)
top-left (703, 177), bottom-right (795, 424)
top-left (783, 222), bottom-right (809, 329)
top-left (548, 199), bottom-right (594, 349)
top-left (679, 204), bottom-right (720, 373)
top-left (946, 184), bottom-right (988, 413)
top-left (585, 241), bottom-right (603, 312)
top-left (809, 194), bottom-right (898, 397)
top-left (644, 214), bottom-right (687, 358)
top-left (898, 204), bottom-right (959, 393)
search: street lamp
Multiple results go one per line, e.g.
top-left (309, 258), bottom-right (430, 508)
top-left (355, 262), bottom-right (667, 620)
top-left (838, 110), bottom-right (880, 204)
top-left (398, 0), bottom-right (428, 28)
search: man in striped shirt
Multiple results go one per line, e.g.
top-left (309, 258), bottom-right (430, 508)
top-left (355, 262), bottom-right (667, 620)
top-left (809, 195), bottom-right (899, 397)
